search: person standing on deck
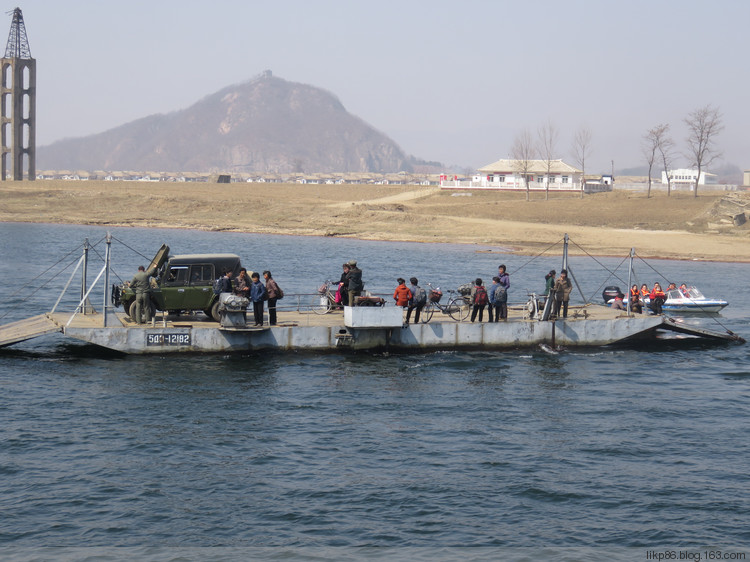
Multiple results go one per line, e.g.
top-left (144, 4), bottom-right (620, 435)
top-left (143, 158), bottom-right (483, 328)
top-left (470, 278), bottom-right (489, 322)
top-left (553, 269), bottom-right (573, 318)
top-left (130, 264), bottom-right (157, 324)
top-left (498, 264), bottom-right (510, 296)
top-left (263, 270), bottom-right (282, 326)
top-left (346, 260), bottom-right (363, 306)
top-left (490, 276), bottom-right (508, 321)
top-left (393, 278), bottom-right (412, 308)
top-left (405, 277), bottom-right (426, 324)
top-left (234, 268), bottom-right (250, 299)
top-left (544, 270), bottom-right (556, 298)
top-left (250, 272), bottom-right (267, 326)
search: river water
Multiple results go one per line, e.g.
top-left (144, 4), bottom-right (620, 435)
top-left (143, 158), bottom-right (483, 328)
top-left (1, 223), bottom-right (749, 561)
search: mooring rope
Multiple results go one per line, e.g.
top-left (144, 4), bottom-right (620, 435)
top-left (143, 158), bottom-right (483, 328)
top-left (509, 236), bottom-right (564, 276)
top-left (0, 246), bottom-right (85, 321)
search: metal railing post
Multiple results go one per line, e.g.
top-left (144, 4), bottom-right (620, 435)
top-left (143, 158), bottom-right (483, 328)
top-left (103, 233), bottom-right (111, 327)
top-left (80, 238), bottom-right (89, 314)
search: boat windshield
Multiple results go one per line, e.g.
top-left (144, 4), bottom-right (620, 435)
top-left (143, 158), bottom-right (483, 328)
top-left (668, 286), bottom-right (706, 300)
top-left (686, 286), bottom-right (705, 299)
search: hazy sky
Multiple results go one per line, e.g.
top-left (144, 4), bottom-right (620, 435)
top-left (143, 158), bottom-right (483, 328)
top-left (12, 0), bottom-right (750, 173)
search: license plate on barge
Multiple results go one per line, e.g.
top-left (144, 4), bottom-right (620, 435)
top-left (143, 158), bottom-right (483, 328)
top-left (146, 332), bottom-right (191, 346)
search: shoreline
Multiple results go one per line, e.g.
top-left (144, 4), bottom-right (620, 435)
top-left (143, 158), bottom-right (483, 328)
top-left (1, 180), bottom-right (749, 263)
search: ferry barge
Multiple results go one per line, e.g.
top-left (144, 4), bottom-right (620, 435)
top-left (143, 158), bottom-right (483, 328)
top-left (0, 235), bottom-right (744, 354)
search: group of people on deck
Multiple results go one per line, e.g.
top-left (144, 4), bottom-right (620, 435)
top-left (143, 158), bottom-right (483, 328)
top-left (391, 265), bottom-right (512, 324)
top-left (218, 268), bottom-right (283, 326)
top-left (610, 282), bottom-right (689, 315)
top-left (386, 264), bottom-right (593, 323)
top-left (544, 269), bottom-right (573, 318)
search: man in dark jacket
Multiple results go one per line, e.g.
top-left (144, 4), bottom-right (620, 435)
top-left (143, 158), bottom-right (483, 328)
top-left (130, 265), bottom-right (157, 324)
top-left (345, 260), bottom-right (363, 306)
top-left (553, 269), bottom-right (573, 318)
top-left (219, 269), bottom-right (233, 294)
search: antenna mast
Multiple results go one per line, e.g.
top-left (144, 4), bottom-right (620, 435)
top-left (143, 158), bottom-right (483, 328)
top-left (4, 7), bottom-right (32, 59)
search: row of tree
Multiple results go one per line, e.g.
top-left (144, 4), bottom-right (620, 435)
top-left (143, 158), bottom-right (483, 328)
top-left (643, 104), bottom-right (724, 198)
top-left (510, 121), bottom-right (592, 201)
top-left (509, 104), bottom-right (723, 201)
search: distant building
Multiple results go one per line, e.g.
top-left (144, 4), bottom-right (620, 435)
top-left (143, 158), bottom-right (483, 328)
top-left (661, 168), bottom-right (717, 189)
top-left (441, 159), bottom-right (584, 190)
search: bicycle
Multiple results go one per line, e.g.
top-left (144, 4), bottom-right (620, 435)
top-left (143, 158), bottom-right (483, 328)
top-left (419, 283), bottom-right (472, 322)
top-left (521, 290), bottom-right (553, 320)
top-left (307, 280), bottom-right (340, 314)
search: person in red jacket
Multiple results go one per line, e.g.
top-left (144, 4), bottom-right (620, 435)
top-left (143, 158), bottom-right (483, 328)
top-left (393, 278), bottom-right (412, 308)
top-left (649, 282), bottom-right (666, 314)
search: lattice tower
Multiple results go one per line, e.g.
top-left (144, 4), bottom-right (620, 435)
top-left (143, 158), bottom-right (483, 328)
top-left (4, 7), bottom-right (32, 59)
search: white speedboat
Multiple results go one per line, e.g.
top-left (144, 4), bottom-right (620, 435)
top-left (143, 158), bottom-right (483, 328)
top-left (608, 285), bottom-right (728, 314)
top-left (661, 286), bottom-right (728, 313)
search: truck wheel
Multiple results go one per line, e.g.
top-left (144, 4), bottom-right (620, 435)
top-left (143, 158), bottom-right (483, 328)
top-left (210, 300), bottom-right (221, 322)
top-left (121, 300), bottom-right (132, 317)
top-left (129, 300), bottom-right (155, 321)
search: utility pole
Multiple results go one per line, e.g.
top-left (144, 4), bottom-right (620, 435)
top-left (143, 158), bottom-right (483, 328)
top-left (1, 7), bottom-right (36, 181)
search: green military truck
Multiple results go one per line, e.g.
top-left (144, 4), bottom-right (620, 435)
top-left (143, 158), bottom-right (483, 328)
top-left (115, 244), bottom-right (244, 322)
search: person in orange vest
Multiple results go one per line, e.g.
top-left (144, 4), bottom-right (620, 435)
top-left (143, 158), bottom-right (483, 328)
top-left (630, 284), bottom-right (643, 314)
top-left (393, 278), bottom-right (413, 308)
top-left (640, 283), bottom-right (650, 297)
top-left (649, 282), bottom-right (666, 314)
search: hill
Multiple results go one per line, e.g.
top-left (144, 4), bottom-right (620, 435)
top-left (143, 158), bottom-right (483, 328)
top-left (37, 72), bottom-right (413, 174)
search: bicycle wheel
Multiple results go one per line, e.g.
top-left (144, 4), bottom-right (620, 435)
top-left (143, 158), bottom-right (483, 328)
top-left (448, 296), bottom-right (471, 322)
top-left (308, 293), bottom-right (332, 314)
top-left (420, 302), bottom-right (435, 323)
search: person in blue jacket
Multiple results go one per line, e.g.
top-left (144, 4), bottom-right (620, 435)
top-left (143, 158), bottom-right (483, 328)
top-left (250, 271), bottom-right (267, 326)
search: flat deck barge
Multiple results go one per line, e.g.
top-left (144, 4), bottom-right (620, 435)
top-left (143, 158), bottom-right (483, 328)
top-left (1, 303), bottom-right (742, 354)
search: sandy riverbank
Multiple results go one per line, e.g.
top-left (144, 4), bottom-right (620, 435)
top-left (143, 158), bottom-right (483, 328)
top-left (1, 180), bottom-right (749, 262)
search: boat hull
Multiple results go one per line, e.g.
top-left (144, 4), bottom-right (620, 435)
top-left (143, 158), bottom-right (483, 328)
top-left (620, 297), bottom-right (728, 314)
top-left (56, 306), bottom-right (668, 354)
top-left (662, 301), bottom-right (728, 313)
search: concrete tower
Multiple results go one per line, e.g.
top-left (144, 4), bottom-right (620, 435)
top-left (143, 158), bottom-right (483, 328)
top-left (1, 7), bottom-right (35, 181)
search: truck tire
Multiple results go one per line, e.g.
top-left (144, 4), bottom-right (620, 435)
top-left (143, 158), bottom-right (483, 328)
top-left (129, 300), bottom-right (156, 322)
top-left (210, 300), bottom-right (221, 322)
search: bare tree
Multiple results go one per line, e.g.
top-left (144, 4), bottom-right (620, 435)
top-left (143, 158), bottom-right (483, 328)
top-left (684, 104), bottom-right (724, 197)
top-left (642, 126), bottom-right (660, 198)
top-left (537, 120), bottom-right (558, 201)
top-left (571, 127), bottom-right (592, 199)
top-left (656, 126), bottom-right (675, 197)
top-left (511, 129), bottom-right (536, 201)
top-left (644, 124), bottom-right (674, 197)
